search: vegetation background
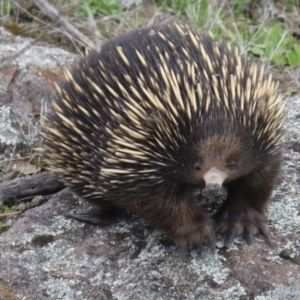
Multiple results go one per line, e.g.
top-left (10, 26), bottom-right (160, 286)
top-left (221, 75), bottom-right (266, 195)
top-left (1, 0), bottom-right (300, 93)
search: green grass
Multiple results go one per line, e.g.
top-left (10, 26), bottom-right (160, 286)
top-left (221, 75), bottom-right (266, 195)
top-left (0, 0), bottom-right (12, 16)
top-left (0, 221), bottom-right (7, 226)
top-left (1, 204), bottom-right (18, 214)
top-left (154, 0), bottom-right (300, 67)
top-left (2, 0), bottom-right (299, 68)
top-left (76, 0), bottom-right (123, 17)
top-left (0, 204), bottom-right (18, 231)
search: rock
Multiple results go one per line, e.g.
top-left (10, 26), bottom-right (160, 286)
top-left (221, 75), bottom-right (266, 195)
top-left (0, 26), bottom-right (76, 159)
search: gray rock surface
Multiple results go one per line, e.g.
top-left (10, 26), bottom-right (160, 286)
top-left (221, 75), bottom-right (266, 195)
top-left (0, 34), bottom-right (299, 300)
top-left (0, 27), bottom-right (76, 159)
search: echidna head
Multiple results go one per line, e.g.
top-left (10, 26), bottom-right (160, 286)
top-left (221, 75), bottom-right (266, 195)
top-left (183, 133), bottom-right (255, 194)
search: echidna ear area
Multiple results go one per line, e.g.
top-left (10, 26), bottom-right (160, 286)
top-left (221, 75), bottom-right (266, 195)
top-left (41, 23), bottom-right (286, 199)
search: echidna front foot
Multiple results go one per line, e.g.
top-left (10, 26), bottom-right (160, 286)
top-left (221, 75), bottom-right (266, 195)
top-left (214, 206), bottom-right (270, 248)
top-left (213, 171), bottom-right (278, 247)
top-left (66, 205), bottom-right (127, 226)
top-left (173, 213), bottom-right (216, 254)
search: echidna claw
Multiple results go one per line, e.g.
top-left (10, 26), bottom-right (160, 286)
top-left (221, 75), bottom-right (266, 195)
top-left (65, 206), bottom-right (124, 226)
top-left (259, 226), bottom-right (269, 239)
top-left (180, 245), bottom-right (189, 256)
top-left (244, 227), bottom-right (254, 245)
top-left (208, 233), bottom-right (216, 254)
top-left (258, 226), bottom-right (273, 247)
top-left (224, 226), bottom-right (238, 248)
top-left (194, 242), bottom-right (203, 256)
top-left (65, 210), bottom-right (105, 225)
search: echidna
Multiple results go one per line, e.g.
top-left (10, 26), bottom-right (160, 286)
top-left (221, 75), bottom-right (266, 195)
top-left (41, 23), bottom-right (286, 252)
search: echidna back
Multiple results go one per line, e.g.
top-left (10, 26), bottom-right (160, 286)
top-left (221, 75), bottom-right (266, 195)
top-left (42, 24), bottom-right (284, 204)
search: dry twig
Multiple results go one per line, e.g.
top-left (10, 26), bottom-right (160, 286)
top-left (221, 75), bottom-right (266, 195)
top-left (34, 0), bottom-right (94, 49)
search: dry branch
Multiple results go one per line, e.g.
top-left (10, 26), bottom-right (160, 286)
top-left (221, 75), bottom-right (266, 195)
top-left (33, 0), bottom-right (94, 49)
top-left (0, 172), bottom-right (65, 205)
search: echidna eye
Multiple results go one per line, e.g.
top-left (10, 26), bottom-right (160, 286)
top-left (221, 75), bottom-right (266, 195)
top-left (193, 161), bottom-right (202, 171)
top-left (226, 160), bottom-right (237, 170)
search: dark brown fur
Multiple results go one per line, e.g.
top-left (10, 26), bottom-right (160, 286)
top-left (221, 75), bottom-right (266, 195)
top-left (41, 24), bottom-right (285, 251)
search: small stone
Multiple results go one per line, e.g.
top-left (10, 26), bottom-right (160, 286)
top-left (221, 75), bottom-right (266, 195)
top-left (5, 219), bottom-right (14, 226)
top-left (279, 248), bottom-right (292, 259)
top-left (31, 195), bottom-right (43, 207)
top-left (25, 202), bottom-right (32, 209)
top-left (18, 202), bottom-right (26, 211)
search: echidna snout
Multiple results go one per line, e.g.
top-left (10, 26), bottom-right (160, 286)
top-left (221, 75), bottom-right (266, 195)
top-left (203, 167), bottom-right (228, 194)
